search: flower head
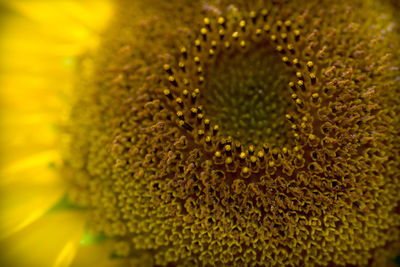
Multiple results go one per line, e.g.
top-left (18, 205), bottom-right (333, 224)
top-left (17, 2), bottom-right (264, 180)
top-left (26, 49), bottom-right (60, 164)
top-left (2, 0), bottom-right (400, 266)
top-left (64, 0), bottom-right (400, 266)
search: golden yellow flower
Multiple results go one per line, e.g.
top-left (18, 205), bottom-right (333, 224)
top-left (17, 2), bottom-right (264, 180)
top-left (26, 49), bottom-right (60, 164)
top-left (1, 0), bottom-right (400, 266)
top-left (0, 1), bottom-right (122, 266)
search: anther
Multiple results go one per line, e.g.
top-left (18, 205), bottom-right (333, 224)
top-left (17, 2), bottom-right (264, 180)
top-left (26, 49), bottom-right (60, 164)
top-left (179, 62), bottom-right (186, 72)
top-left (263, 24), bottom-right (270, 33)
top-left (262, 143), bottom-right (270, 154)
top-left (197, 66), bottom-right (203, 75)
top-left (163, 64), bottom-right (173, 75)
top-left (250, 156), bottom-right (257, 167)
top-left (295, 154), bottom-right (304, 165)
top-left (204, 17), bottom-right (211, 30)
top-left (180, 47), bottom-right (187, 59)
top-left (282, 56), bottom-right (290, 66)
top-left (190, 107), bottom-right (198, 117)
top-left (169, 76), bottom-right (178, 87)
top-left (276, 45), bottom-right (285, 54)
top-left (205, 136), bottom-right (212, 146)
top-left (240, 40), bottom-right (246, 49)
top-left (209, 49), bottom-right (215, 58)
top-left (307, 61), bottom-right (314, 71)
top-left (286, 114), bottom-right (295, 123)
top-left (176, 97), bottom-right (184, 108)
top-left (248, 145), bottom-right (255, 155)
top-left (197, 113), bottom-right (203, 123)
top-left (214, 151), bottom-right (223, 163)
top-left (276, 20), bottom-right (283, 31)
top-left (301, 121), bottom-right (308, 131)
top-left (239, 20), bottom-right (246, 32)
top-left (225, 145), bottom-right (232, 156)
top-left (294, 29), bottom-right (300, 41)
top-left (204, 119), bottom-right (210, 131)
top-left (235, 142), bottom-right (241, 153)
top-left (218, 139), bottom-right (226, 150)
top-left (310, 73), bottom-right (317, 85)
top-left (268, 161), bottom-right (275, 168)
top-left (271, 148), bottom-right (279, 160)
top-left (225, 157), bottom-right (234, 168)
top-left (212, 125), bottom-right (219, 136)
top-left (281, 33), bottom-right (288, 43)
top-left (200, 28), bottom-right (208, 41)
top-left (195, 39), bottom-right (201, 52)
top-left (241, 167), bottom-right (251, 178)
top-left (191, 92), bottom-right (197, 104)
top-left (250, 11), bottom-right (257, 24)
top-left (312, 93), bottom-right (319, 103)
top-left (292, 58), bottom-right (300, 68)
top-left (255, 29), bottom-right (262, 37)
top-left (270, 35), bottom-right (277, 43)
top-left (261, 9), bottom-right (269, 21)
top-left (163, 89), bottom-right (173, 100)
top-left (296, 72), bottom-right (304, 80)
top-left (232, 32), bottom-right (239, 41)
top-left (225, 41), bottom-right (231, 50)
top-left (289, 81), bottom-right (296, 92)
top-left (197, 129), bottom-right (204, 139)
top-left (176, 111), bottom-right (184, 120)
top-left (285, 20), bottom-right (291, 31)
top-left (239, 152), bottom-right (246, 163)
top-left (211, 40), bottom-right (217, 49)
top-left (219, 29), bottom-right (225, 40)
top-left (257, 151), bottom-right (265, 162)
top-left (297, 80), bottom-right (305, 91)
top-left (198, 76), bottom-right (204, 85)
top-left (194, 57), bottom-right (200, 65)
top-left (182, 89), bottom-right (189, 98)
top-left (287, 44), bottom-right (295, 55)
top-left (295, 98), bottom-right (304, 108)
top-left (218, 17), bottom-right (226, 28)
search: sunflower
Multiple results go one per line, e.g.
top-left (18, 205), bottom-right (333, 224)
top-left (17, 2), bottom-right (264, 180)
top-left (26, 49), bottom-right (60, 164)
top-left (1, 0), bottom-right (400, 267)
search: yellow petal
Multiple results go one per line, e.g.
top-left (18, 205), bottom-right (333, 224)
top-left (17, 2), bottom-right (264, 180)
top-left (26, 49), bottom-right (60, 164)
top-left (0, 210), bottom-right (86, 267)
top-left (0, 150), bottom-right (61, 183)
top-left (0, 0), bottom-right (114, 175)
top-left (0, 150), bottom-right (64, 239)
top-left (2, 1), bottom-right (113, 56)
top-left (0, 0), bottom-right (113, 264)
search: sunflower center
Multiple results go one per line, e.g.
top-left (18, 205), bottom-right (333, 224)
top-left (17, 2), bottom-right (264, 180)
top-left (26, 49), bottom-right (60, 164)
top-left (65, 3), bottom-right (400, 266)
top-left (203, 46), bottom-right (292, 146)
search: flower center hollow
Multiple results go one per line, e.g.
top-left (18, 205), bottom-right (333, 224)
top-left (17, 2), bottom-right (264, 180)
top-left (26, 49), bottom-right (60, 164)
top-left (203, 46), bottom-right (293, 146)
